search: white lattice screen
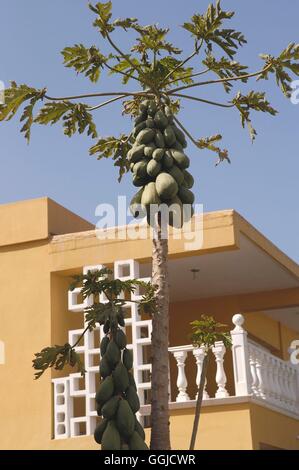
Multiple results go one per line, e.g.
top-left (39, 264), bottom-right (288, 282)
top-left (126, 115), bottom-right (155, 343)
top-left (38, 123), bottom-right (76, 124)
top-left (52, 259), bottom-right (152, 439)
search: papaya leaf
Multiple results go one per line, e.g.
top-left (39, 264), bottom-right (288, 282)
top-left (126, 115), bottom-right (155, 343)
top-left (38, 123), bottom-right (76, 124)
top-left (182, 1), bottom-right (246, 59)
top-left (231, 91), bottom-right (278, 141)
top-left (131, 25), bottom-right (182, 62)
top-left (89, 1), bottom-right (114, 37)
top-left (33, 343), bottom-right (86, 379)
top-left (159, 57), bottom-right (194, 86)
top-left (113, 17), bottom-right (139, 31)
top-left (190, 315), bottom-right (232, 349)
top-left (89, 134), bottom-right (131, 181)
top-left (61, 44), bottom-right (108, 83)
top-left (108, 57), bottom-right (142, 84)
top-left (197, 134), bottom-right (230, 166)
top-left (202, 54), bottom-right (248, 92)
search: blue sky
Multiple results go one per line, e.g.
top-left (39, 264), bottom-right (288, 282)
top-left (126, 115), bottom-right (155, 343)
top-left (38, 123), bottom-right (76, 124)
top-left (1, 0), bottom-right (298, 261)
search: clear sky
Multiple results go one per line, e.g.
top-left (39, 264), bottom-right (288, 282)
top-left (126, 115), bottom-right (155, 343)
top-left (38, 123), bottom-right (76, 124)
top-left (1, 0), bottom-right (298, 261)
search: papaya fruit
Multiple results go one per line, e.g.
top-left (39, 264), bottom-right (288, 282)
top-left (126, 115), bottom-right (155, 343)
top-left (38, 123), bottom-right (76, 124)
top-left (172, 140), bottom-right (184, 151)
top-left (132, 121), bottom-right (146, 139)
top-left (164, 125), bottom-right (176, 146)
top-left (102, 395), bottom-right (120, 419)
top-left (133, 160), bottom-right (147, 178)
top-left (147, 159), bottom-right (161, 178)
top-left (154, 110), bottom-right (168, 130)
top-left (99, 355), bottom-right (112, 379)
top-left (132, 174), bottom-right (148, 187)
top-left (126, 385), bottom-right (140, 413)
top-left (128, 372), bottom-right (137, 390)
top-left (141, 182), bottom-right (160, 206)
top-left (100, 336), bottom-right (110, 357)
top-left (135, 417), bottom-right (146, 441)
top-left (116, 399), bottom-right (135, 438)
top-left (123, 348), bottom-right (133, 370)
top-left (147, 100), bottom-right (157, 116)
top-left (130, 144), bottom-right (145, 163)
top-left (129, 188), bottom-right (144, 218)
top-left (106, 341), bottom-right (121, 367)
top-left (103, 320), bottom-right (110, 334)
top-left (164, 106), bottom-right (174, 123)
top-left (113, 361), bottom-right (129, 392)
top-left (139, 100), bottom-right (149, 113)
top-left (145, 118), bottom-right (155, 128)
top-left (162, 150), bottom-right (174, 170)
top-left (94, 418), bottom-right (108, 444)
top-left (178, 186), bottom-right (195, 205)
top-left (168, 165), bottom-right (184, 185)
top-left (155, 130), bottom-right (165, 148)
top-left (129, 431), bottom-right (149, 450)
top-left (136, 128), bottom-right (155, 145)
top-left (156, 173), bottom-right (178, 200)
top-left (168, 196), bottom-right (184, 229)
top-left (152, 148), bottom-right (165, 161)
top-left (96, 402), bottom-right (103, 416)
top-left (170, 149), bottom-right (190, 169)
top-left (117, 311), bottom-right (126, 327)
top-left (182, 170), bottom-right (194, 189)
top-left (96, 376), bottom-right (114, 404)
top-left (115, 329), bottom-right (127, 350)
top-left (101, 420), bottom-right (121, 450)
top-left (172, 125), bottom-right (187, 147)
top-left (144, 143), bottom-right (156, 158)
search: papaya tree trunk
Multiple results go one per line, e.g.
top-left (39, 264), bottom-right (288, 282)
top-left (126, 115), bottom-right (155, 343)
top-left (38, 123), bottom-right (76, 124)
top-left (189, 353), bottom-right (209, 450)
top-left (150, 214), bottom-right (171, 450)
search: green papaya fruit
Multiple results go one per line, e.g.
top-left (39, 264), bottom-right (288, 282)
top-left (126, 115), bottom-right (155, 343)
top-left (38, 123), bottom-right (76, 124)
top-left (147, 100), bottom-right (157, 116)
top-left (101, 420), bottom-right (121, 450)
top-left (99, 355), bottom-right (112, 379)
top-left (145, 118), bottom-right (155, 128)
top-left (96, 376), bottom-right (114, 404)
top-left (129, 188), bottom-right (145, 218)
top-left (156, 173), bottom-right (178, 201)
top-left (96, 402), bottom-right (103, 416)
top-left (100, 336), bottom-right (110, 357)
top-left (135, 417), bottom-right (146, 440)
top-left (113, 362), bottom-right (129, 392)
top-left (123, 348), bottom-right (133, 370)
top-left (126, 385), bottom-right (140, 413)
top-left (116, 399), bottom-right (135, 438)
top-left (178, 186), bottom-right (195, 205)
top-left (147, 159), bottom-right (162, 178)
top-left (134, 112), bottom-right (147, 126)
top-left (129, 431), bottom-right (149, 450)
top-left (130, 144), bottom-right (145, 163)
top-left (144, 143), bottom-right (156, 158)
top-left (168, 196), bottom-right (184, 229)
top-left (172, 125), bottom-right (187, 147)
top-left (136, 128), bottom-right (155, 145)
top-left (103, 320), bottom-right (110, 334)
top-left (170, 150), bottom-right (190, 169)
top-left (102, 395), bottom-right (120, 419)
top-left (141, 182), bottom-right (160, 206)
top-left (94, 418), bottom-right (108, 444)
top-left (133, 160), bottom-right (148, 178)
top-left (182, 170), bottom-right (194, 189)
top-left (128, 372), bottom-right (137, 390)
top-left (132, 174), bottom-right (149, 187)
top-left (164, 125), bottom-right (176, 147)
top-left (115, 329), bottom-right (127, 350)
top-left (130, 162), bottom-right (135, 172)
top-left (164, 106), bottom-right (174, 123)
top-left (139, 100), bottom-right (149, 112)
top-left (168, 165), bottom-right (184, 185)
top-left (172, 140), bottom-right (184, 151)
top-left (106, 341), bottom-right (121, 367)
top-left (117, 311), bottom-right (126, 327)
top-left (152, 148), bottom-right (165, 161)
top-left (162, 151), bottom-right (174, 170)
top-left (154, 110), bottom-right (168, 130)
top-left (132, 121), bottom-right (146, 139)
top-left (155, 130), bottom-right (165, 148)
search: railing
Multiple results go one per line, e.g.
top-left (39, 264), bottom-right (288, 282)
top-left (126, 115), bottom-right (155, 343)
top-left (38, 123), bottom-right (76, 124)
top-left (168, 314), bottom-right (299, 417)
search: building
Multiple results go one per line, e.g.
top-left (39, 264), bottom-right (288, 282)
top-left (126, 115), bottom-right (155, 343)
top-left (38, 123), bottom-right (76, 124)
top-left (0, 197), bottom-right (298, 450)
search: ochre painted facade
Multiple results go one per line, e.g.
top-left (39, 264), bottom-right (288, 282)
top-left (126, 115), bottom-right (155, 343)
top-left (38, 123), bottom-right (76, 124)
top-left (0, 198), bottom-right (298, 450)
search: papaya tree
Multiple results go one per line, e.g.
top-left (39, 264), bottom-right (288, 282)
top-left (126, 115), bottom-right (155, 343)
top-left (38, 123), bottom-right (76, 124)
top-left (1, 0), bottom-right (299, 450)
top-left (189, 316), bottom-right (231, 450)
top-left (33, 268), bottom-right (156, 450)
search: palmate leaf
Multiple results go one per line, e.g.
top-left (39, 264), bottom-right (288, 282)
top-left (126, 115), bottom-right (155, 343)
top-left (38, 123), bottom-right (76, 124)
top-left (159, 57), bottom-right (194, 86)
top-left (190, 315), bottom-right (232, 349)
top-left (231, 91), bottom-right (278, 141)
top-left (131, 25), bottom-right (182, 62)
top-left (89, 134), bottom-right (131, 181)
top-left (183, 0), bottom-right (246, 59)
top-left (197, 134), bottom-right (230, 166)
top-left (61, 44), bottom-right (108, 82)
top-left (202, 54), bottom-right (248, 92)
top-left (35, 101), bottom-right (98, 138)
top-left (258, 43), bottom-right (299, 97)
top-left (33, 343), bottom-right (86, 379)
top-left (89, 1), bottom-right (114, 36)
top-left (0, 82), bottom-right (46, 142)
top-left (108, 57), bottom-right (142, 84)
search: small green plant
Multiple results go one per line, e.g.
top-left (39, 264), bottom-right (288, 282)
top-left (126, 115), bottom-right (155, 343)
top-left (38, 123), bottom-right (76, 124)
top-left (189, 315), bottom-right (232, 450)
top-left (33, 268), bottom-right (156, 450)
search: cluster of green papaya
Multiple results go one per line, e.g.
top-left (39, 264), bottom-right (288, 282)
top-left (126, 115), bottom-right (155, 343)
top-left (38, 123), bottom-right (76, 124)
top-left (129, 100), bottom-right (195, 228)
top-left (94, 318), bottom-right (148, 450)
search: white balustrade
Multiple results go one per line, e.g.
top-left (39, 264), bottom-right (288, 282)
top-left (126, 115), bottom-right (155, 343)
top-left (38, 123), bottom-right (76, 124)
top-left (213, 341), bottom-right (229, 398)
top-left (193, 346), bottom-right (209, 399)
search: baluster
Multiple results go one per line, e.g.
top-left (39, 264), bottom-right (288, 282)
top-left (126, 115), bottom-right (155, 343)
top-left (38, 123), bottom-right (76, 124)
top-left (212, 341), bottom-right (229, 398)
top-left (266, 355), bottom-right (276, 404)
top-left (173, 350), bottom-right (190, 402)
top-left (255, 349), bottom-right (265, 399)
top-left (249, 348), bottom-right (258, 396)
top-left (276, 360), bottom-right (284, 405)
top-left (193, 346), bottom-right (209, 400)
top-left (271, 357), bottom-right (281, 404)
